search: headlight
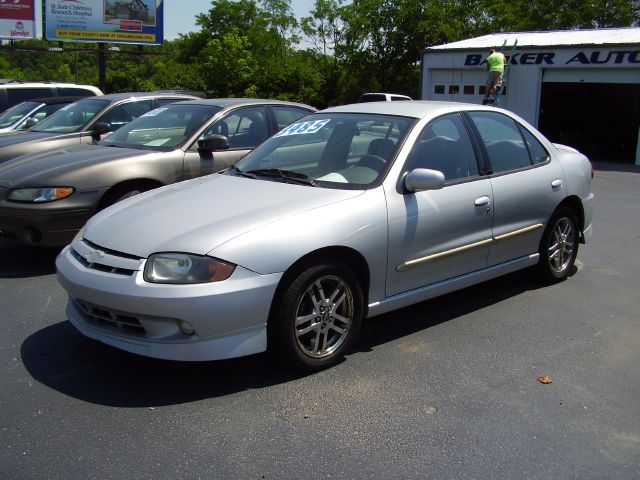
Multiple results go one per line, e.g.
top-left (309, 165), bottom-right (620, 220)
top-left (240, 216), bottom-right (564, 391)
top-left (144, 253), bottom-right (236, 284)
top-left (9, 187), bottom-right (75, 203)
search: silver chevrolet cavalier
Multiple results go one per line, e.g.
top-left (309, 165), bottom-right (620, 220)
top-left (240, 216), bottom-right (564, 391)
top-left (56, 101), bottom-right (594, 371)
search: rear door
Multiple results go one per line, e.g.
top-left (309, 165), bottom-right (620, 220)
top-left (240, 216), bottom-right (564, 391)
top-left (465, 110), bottom-right (566, 267)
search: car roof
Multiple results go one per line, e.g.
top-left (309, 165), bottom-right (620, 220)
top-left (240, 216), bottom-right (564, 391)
top-left (81, 92), bottom-right (199, 102)
top-left (172, 98), bottom-right (315, 110)
top-left (27, 96), bottom-right (88, 105)
top-left (322, 100), bottom-right (495, 119)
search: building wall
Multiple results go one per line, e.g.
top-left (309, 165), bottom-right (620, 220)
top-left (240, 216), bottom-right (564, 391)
top-left (421, 47), bottom-right (640, 128)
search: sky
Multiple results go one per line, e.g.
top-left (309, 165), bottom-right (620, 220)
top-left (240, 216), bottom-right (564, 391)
top-left (164, 0), bottom-right (313, 39)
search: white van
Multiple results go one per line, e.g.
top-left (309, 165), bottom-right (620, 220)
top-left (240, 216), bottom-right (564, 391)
top-left (0, 80), bottom-right (102, 112)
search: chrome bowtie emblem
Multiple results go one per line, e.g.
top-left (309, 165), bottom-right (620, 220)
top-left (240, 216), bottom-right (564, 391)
top-left (86, 249), bottom-right (105, 263)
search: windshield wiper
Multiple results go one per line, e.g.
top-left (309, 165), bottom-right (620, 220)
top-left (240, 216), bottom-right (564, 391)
top-left (229, 164), bottom-right (257, 179)
top-left (246, 168), bottom-right (316, 186)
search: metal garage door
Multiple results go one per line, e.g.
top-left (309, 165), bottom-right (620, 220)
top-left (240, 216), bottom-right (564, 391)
top-left (543, 68), bottom-right (640, 83)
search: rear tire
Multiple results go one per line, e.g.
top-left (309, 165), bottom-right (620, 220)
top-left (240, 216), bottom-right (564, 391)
top-left (269, 261), bottom-right (363, 372)
top-left (537, 206), bottom-right (579, 283)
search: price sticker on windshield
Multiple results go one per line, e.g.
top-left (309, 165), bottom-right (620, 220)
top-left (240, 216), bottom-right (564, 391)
top-left (141, 107), bottom-right (168, 117)
top-left (274, 119), bottom-right (330, 137)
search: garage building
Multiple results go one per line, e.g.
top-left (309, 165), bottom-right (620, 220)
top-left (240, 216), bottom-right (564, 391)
top-left (420, 28), bottom-right (640, 164)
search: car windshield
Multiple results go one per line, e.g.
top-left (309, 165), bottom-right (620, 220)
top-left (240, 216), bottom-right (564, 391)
top-left (232, 113), bottom-right (414, 189)
top-left (0, 101), bottom-right (40, 128)
top-left (100, 104), bottom-right (222, 150)
top-left (31, 99), bottom-right (110, 133)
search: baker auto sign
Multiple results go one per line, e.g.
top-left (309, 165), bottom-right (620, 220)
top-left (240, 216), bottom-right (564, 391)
top-left (0, 0), bottom-right (36, 39)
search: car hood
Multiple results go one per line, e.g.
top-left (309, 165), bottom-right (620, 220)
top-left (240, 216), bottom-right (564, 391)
top-left (0, 131), bottom-right (82, 163)
top-left (84, 174), bottom-right (364, 258)
top-left (0, 144), bottom-right (149, 188)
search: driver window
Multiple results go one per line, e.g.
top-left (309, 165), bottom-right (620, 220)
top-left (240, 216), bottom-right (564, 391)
top-left (99, 100), bottom-right (153, 131)
top-left (198, 106), bottom-right (268, 150)
top-left (405, 113), bottom-right (479, 181)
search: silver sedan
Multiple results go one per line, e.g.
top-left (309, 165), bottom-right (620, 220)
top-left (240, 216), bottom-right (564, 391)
top-left (56, 101), bottom-right (594, 371)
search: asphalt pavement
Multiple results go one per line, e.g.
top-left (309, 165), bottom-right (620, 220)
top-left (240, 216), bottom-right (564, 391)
top-left (1, 164), bottom-right (639, 479)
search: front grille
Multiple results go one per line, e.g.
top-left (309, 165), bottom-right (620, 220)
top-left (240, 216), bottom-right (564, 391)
top-left (83, 238), bottom-right (142, 260)
top-left (70, 247), bottom-right (135, 276)
top-left (74, 299), bottom-right (146, 335)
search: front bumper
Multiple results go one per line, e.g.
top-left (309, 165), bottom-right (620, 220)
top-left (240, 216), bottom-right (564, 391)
top-left (56, 244), bottom-right (281, 361)
top-left (0, 189), bottom-right (100, 246)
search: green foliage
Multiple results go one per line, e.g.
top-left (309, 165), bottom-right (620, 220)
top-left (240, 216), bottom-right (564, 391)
top-left (481, 0), bottom-right (639, 30)
top-left (0, 0), bottom-right (637, 106)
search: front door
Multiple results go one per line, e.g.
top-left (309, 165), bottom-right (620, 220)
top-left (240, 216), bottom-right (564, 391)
top-left (182, 106), bottom-right (270, 179)
top-left (385, 113), bottom-right (493, 296)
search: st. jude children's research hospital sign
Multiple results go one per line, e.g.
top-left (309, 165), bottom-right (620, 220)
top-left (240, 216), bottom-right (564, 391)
top-left (46, 0), bottom-right (163, 45)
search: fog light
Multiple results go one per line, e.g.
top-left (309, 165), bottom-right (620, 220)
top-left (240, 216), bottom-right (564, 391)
top-left (178, 320), bottom-right (195, 336)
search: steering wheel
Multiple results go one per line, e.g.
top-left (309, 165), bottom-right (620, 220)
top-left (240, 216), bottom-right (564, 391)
top-left (355, 154), bottom-right (386, 173)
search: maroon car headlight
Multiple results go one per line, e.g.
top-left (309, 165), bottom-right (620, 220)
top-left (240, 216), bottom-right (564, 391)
top-left (8, 187), bottom-right (75, 203)
top-left (144, 253), bottom-right (236, 284)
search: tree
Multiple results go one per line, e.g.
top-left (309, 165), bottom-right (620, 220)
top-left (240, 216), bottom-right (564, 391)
top-left (301, 0), bottom-right (345, 106)
top-left (481, 0), bottom-right (639, 31)
top-left (202, 30), bottom-right (259, 96)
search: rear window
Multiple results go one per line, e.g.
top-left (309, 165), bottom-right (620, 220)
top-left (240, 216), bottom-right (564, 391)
top-left (6, 88), bottom-right (54, 108)
top-left (58, 87), bottom-right (98, 97)
top-left (359, 94), bottom-right (387, 102)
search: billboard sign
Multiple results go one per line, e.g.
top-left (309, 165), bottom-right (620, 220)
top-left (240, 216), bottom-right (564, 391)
top-left (0, 0), bottom-right (36, 39)
top-left (45, 0), bottom-right (163, 45)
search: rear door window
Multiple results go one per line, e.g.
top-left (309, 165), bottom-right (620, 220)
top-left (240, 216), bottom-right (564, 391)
top-left (272, 106), bottom-right (313, 131)
top-left (519, 125), bottom-right (550, 164)
top-left (468, 111), bottom-right (532, 174)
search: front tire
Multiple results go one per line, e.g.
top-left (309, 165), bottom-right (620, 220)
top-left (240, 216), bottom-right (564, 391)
top-left (537, 206), bottom-right (579, 283)
top-left (269, 261), bottom-right (363, 372)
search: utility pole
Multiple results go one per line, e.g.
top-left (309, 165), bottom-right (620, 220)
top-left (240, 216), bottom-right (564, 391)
top-left (98, 43), bottom-right (106, 92)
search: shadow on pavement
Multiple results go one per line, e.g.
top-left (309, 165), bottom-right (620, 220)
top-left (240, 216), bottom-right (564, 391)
top-left (0, 239), bottom-right (61, 278)
top-left (21, 268), bottom-right (555, 407)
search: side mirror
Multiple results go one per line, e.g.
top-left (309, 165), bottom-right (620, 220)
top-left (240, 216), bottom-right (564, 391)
top-left (92, 122), bottom-right (111, 136)
top-left (24, 118), bottom-right (38, 129)
top-left (404, 168), bottom-right (446, 193)
top-left (198, 134), bottom-right (229, 153)
top-left (91, 122), bottom-right (111, 143)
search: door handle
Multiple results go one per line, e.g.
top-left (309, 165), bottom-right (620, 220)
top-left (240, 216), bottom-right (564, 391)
top-left (474, 196), bottom-right (491, 206)
top-left (551, 179), bottom-right (563, 189)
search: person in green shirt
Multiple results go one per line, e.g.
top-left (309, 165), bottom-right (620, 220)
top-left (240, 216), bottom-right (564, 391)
top-left (482, 48), bottom-right (507, 104)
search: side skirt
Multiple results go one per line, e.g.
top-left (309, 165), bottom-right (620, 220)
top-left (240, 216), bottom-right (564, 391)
top-left (367, 253), bottom-right (539, 319)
